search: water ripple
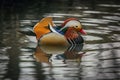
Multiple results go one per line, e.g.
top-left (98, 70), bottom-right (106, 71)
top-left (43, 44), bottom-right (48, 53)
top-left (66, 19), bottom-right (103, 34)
top-left (103, 16), bottom-right (120, 21)
top-left (1, 1), bottom-right (120, 80)
top-left (98, 4), bottom-right (120, 7)
top-left (84, 42), bottom-right (120, 51)
top-left (85, 29), bottom-right (111, 34)
top-left (84, 35), bottom-right (103, 41)
top-left (81, 18), bottom-right (117, 24)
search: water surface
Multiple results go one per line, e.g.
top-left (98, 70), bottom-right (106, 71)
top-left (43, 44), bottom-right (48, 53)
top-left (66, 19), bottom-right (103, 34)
top-left (0, 0), bottom-right (120, 80)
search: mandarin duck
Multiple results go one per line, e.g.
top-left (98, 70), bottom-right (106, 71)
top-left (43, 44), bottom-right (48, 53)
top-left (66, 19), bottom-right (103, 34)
top-left (33, 17), bottom-right (86, 46)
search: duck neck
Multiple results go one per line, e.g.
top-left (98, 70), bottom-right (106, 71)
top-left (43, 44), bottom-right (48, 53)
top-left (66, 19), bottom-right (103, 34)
top-left (59, 27), bottom-right (68, 35)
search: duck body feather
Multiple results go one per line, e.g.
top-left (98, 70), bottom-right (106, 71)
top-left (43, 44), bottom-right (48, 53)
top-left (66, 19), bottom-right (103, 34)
top-left (39, 33), bottom-right (69, 46)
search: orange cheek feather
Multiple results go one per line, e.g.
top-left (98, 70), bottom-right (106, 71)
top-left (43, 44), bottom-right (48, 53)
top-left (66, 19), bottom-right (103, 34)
top-left (65, 28), bottom-right (79, 39)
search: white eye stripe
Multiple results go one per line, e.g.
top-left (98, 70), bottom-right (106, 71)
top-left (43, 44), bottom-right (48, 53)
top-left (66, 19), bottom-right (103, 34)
top-left (60, 20), bottom-right (81, 31)
top-left (65, 20), bottom-right (81, 27)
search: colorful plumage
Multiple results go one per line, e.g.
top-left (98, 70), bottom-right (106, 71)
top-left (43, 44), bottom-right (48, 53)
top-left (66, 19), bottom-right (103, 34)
top-left (33, 17), bottom-right (87, 46)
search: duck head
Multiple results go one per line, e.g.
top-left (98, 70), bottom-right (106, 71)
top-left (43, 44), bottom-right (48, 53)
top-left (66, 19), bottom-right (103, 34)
top-left (60, 18), bottom-right (87, 35)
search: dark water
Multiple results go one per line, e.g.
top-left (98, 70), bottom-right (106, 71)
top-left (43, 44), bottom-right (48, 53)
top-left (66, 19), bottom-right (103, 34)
top-left (0, 0), bottom-right (120, 80)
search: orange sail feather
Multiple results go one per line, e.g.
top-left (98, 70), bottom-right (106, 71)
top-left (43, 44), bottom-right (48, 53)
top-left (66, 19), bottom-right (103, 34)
top-left (33, 17), bottom-right (54, 40)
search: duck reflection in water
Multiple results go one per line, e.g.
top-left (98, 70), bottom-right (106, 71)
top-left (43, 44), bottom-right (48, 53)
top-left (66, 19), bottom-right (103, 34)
top-left (33, 44), bottom-right (85, 64)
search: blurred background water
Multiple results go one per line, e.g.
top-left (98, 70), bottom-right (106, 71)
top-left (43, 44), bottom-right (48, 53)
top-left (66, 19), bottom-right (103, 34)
top-left (0, 0), bottom-right (120, 80)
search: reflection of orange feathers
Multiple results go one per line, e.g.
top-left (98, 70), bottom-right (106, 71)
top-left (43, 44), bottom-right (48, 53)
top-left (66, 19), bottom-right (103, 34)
top-left (34, 46), bottom-right (50, 64)
top-left (33, 17), bottom-right (54, 40)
